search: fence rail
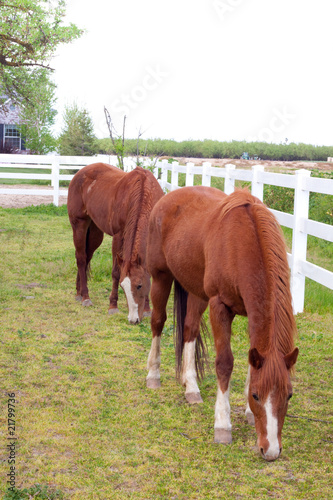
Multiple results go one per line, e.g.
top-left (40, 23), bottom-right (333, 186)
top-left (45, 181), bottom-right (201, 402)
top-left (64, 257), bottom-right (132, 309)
top-left (1, 154), bottom-right (332, 314)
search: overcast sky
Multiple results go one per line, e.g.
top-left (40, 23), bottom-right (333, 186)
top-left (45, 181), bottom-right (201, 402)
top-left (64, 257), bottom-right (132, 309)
top-left (53, 0), bottom-right (333, 145)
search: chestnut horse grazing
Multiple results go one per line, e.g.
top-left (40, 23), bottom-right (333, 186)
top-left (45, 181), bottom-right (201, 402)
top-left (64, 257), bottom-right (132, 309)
top-left (146, 186), bottom-right (298, 461)
top-left (67, 163), bottom-right (163, 323)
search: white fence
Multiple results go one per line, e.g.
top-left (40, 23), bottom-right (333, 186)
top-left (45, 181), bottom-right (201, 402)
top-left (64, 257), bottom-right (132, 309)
top-left (1, 154), bottom-right (332, 314)
top-left (0, 154), bottom-right (114, 205)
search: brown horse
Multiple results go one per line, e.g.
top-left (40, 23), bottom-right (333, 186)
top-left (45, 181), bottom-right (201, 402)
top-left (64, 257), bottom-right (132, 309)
top-left (146, 186), bottom-right (298, 461)
top-left (67, 163), bottom-right (163, 323)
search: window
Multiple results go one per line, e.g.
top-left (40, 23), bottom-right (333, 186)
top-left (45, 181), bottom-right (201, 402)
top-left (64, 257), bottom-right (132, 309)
top-left (4, 124), bottom-right (21, 149)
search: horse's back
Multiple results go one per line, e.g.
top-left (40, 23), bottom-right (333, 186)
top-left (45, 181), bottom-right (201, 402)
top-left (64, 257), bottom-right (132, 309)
top-left (148, 186), bottom-right (227, 294)
top-left (149, 186), bottom-right (226, 248)
top-left (67, 163), bottom-right (126, 231)
top-left (68, 163), bottom-right (124, 207)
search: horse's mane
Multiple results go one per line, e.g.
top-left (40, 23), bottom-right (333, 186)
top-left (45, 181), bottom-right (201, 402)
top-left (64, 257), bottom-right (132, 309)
top-left (221, 189), bottom-right (297, 356)
top-left (122, 168), bottom-right (156, 263)
top-left (219, 189), bottom-right (297, 398)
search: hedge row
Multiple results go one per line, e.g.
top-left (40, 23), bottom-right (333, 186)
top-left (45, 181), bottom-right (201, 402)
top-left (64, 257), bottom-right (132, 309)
top-left (96, 138), bottom-right (333, 162)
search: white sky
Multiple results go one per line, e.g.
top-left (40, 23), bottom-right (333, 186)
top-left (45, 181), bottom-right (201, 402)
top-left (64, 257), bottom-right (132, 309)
top-left (53, 0), bottom-right (333, 145)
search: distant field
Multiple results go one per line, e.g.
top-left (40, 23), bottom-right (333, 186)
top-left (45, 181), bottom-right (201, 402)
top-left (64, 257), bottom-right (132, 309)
top-left (0, 205), bottom-right (332, 500)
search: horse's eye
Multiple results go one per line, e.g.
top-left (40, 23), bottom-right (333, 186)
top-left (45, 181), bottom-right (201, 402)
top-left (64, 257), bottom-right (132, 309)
top-left (137, 284), bottom-right (142, 290)
top-left (287, 393), bottom-right (293, 401)
top-left (252, 393), bottom-right (259, 401)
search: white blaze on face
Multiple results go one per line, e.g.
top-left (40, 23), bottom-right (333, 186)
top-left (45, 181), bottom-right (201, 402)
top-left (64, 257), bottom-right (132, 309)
top-left (264, 394), bottom-right (280, 460)
top-left (121, 276), bottom-right (139, 323)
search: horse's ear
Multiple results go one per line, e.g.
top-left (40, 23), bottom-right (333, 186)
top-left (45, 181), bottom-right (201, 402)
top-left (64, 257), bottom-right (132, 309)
top-left (249, 348), bottom-right (265, 370)
top-left (135, 254), bottom-right (142, 266)
top-left (284, 347), bottom-right (299, 370)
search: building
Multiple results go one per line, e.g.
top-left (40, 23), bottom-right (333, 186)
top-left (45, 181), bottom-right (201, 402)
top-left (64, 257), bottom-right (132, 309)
top-left (0, 97), bottom-right (26, 152)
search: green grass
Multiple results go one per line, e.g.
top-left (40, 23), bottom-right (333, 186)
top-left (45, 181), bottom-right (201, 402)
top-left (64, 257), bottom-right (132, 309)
top-left (0, 167), bottom-right (52, 186)
top-left (0, 205), bottom-right (332, 499)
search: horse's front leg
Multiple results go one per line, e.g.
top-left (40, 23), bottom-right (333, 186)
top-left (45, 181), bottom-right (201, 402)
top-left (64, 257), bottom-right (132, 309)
top-left (146, 271), bottom-right (173, 389)
top-left (244, 365), bottom-right (255, 425)
top-left (209, 296), bottom-right (235, 444)
top-left (109, 233), bottom-right (122, 314)
top-left (142, 295), bottom-right (151, 318)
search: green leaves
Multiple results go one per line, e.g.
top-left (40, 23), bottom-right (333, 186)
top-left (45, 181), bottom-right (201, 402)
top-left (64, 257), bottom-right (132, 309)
top-left (18, 68), bottom-right (58, 154)
top-left (58, 102), bottom-right (97, 156)
top-left (0, 0), bottom-right (83, 69)
top-left (0, 0), bottom-right (83, 119)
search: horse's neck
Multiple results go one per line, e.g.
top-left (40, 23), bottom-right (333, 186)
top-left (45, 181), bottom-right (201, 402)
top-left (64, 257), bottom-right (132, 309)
top-left (123, 208), bottom-right (149, 263)
top-left (247, 295), bottom-right (294, 356)
top-left (247, 305), bottom-right (275, 353)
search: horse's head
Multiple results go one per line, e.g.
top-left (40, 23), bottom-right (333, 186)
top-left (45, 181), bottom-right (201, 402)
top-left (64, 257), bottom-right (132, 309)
top-left (119, 256), bottom-right (151, 324)
top-left (248, 347), bottom-right (299, 461)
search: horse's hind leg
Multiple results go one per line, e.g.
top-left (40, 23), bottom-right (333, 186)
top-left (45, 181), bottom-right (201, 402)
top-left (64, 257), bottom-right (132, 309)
top-left (84, 221), bottom-right (104, 306)
top-left (73, 219), bottom-right (103, 306)
top-left (72, 217), bottom-right (91, 304)
top-left (146, 271), bottom-right (173, 389)
top-left (209, 296), bottom-right (235, 444)
top-left (180, 294), bottom-right (208, 404)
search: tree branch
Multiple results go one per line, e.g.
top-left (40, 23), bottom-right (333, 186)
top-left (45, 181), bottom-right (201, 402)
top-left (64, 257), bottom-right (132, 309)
top-left (0, 33), bottom-right (34, 53)
top-left (0, 53), bottom-right (54, 69)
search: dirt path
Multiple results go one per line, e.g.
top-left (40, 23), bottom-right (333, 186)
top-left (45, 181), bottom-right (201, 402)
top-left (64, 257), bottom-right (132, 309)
top-left (0, 184), bottom-right (68, 208)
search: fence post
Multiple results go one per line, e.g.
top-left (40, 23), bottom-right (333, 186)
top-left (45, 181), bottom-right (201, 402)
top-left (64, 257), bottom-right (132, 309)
top-left (52, 156), bottom-right (60, 206)
top-left (171, 161), bottom-right (179, 190)
top-left (51, 155), bottom-right (55, 187)
top-left (224, 164), bottom-right (236, 194)
top-left (290, 169), bottom-right (311, 314)
top-left (251, 164), bottom-right (265, 200)
top-left (186, 162), bottom-right (194, 186)
top-left (161, 160), bottom-right (168, 190)
top-left (201, 162), bottom-right (211, 187)
top-left (153, 160), bottom-right (159, 180)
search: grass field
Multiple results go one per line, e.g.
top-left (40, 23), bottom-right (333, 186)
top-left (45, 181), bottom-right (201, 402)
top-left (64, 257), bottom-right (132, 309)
top-left (0, 204), bottom-right (332, 500)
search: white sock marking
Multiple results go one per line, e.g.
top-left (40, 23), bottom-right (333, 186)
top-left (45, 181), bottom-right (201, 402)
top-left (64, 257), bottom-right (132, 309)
top-left (147, 336), bottom-right (161, 381)
top-left (244, 365), bottom-right (254, 421)
top-left (264, 394), bottom-right (280, 459)
top-left (121, 276), bottom-right (139, 323)
top-left (181, 340), bottom-right (200, 394)
top-left (215, 386), bottom-right (232, 431)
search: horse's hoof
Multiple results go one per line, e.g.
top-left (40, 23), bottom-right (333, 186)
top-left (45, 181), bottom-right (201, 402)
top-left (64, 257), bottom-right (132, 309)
top-left (146, 378), bottom-right (161, 389)
top-left (246, 411), bottom-right (255, 426)
top-left (82, 299), bottom-right (93, 307)
top-left (143, 310), bottom-right (152, 318)
top-left (214, 428), bottom-right (232, 444)
top-left (75, 295), bottom-right (82, 302)
top-left (108, 308), bottom-right (120, 315)
top-left (185, 392), bottom-right (203, 404)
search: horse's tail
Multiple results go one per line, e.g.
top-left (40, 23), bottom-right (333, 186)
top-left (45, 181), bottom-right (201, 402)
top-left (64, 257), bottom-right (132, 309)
top-left (173, 280), bottom-right (209, 382)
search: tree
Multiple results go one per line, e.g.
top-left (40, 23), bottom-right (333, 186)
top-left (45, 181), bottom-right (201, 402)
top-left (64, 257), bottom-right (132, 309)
top-left (0, 0), bottom-right (83, 110)
top-left (19, 69), bottom-right (57, 154)
top-left (104, 107), bottom-right (126, 170)
top-left (58, 103), bottom-right (97, 156)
